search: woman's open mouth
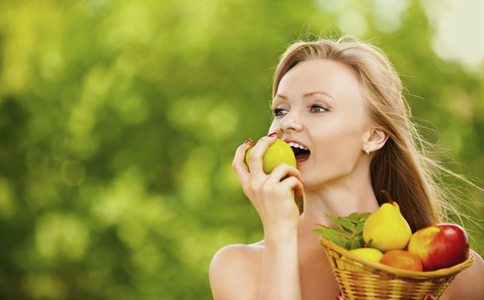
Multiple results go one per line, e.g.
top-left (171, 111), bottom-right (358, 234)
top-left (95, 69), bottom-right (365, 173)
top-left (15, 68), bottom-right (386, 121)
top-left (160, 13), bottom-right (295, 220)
top-left (288, 142), bottom-right (311, 164)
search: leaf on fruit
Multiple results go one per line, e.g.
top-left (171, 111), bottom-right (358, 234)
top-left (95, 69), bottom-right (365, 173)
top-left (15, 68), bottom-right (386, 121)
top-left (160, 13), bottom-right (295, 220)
top-left (314, 212), bottom-right (371, 251)
top-left (325, 214), bottom-right (354, 234)
top-left (346, 212), bottom-right (361, 223)
top-left (356, 222), bottom-right (365, 233)
top-left (313, 227), bottom-right (349, 248)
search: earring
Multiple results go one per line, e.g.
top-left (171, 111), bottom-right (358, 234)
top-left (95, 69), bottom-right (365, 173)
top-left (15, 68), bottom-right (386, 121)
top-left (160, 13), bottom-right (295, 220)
top-left (365, 146), bottom-right (370, 156)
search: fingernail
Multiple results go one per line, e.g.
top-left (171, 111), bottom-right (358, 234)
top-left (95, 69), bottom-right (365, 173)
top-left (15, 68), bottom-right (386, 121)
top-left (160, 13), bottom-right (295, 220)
top-left (268, 132), bottom-right (277, 138)
top-left (244, 138), bottom-right (253, 146)
top-left (338, 291), bottom-right (342, 296)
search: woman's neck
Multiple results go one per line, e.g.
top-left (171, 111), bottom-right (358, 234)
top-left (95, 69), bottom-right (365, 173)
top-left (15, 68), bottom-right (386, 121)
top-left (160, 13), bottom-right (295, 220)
top-left (297, 176), bottom-right (380, 245)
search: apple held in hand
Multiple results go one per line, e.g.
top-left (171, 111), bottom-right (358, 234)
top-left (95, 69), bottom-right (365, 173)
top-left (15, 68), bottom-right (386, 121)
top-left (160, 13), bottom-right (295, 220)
top-left (245, 138), bottom-right (297, 174)
top-left (408, 223), bottom-right (469, 271)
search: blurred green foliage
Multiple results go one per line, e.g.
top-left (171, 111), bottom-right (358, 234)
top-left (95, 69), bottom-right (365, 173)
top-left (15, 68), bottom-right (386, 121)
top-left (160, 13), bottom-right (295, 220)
top-left (0, 0), bottom-right (483, 299)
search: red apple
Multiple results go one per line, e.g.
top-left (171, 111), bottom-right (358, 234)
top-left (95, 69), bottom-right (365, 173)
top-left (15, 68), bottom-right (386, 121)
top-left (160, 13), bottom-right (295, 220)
top-left (408, 223), bottom-right (469, 271)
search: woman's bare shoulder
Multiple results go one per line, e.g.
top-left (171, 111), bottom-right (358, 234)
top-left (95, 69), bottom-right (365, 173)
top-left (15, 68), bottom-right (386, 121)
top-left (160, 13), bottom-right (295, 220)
top-left (209, 241), bottom-right (264, 275)
top-left (209, 241), bottom-right (264, 299)
top-left (440, 250), bottom-right (484, 300)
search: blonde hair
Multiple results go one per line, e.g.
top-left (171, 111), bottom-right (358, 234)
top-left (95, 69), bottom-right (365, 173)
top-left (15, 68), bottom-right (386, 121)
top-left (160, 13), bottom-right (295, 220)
top-left (272, 36), bottom-right (460, 232)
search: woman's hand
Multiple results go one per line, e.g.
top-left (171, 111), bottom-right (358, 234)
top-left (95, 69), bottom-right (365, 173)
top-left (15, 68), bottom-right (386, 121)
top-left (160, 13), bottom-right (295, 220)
top-left (232, 134), bottom-right (305, 299)
top-left (232, 134), bottom-right (304, 234)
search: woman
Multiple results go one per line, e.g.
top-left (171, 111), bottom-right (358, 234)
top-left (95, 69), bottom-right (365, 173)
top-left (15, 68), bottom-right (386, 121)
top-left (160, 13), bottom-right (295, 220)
top-left (209, 36), bottom-right (484, 299)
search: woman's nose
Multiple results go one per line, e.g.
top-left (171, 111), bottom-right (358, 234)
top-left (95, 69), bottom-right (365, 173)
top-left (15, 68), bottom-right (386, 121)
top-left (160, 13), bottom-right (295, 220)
top-left (279, 110), bottom-right (303, 132)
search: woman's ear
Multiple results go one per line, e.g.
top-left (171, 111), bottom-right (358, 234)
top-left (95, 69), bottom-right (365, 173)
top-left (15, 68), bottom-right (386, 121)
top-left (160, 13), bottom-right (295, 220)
top-left (364, 128), bottom-right (388, 153)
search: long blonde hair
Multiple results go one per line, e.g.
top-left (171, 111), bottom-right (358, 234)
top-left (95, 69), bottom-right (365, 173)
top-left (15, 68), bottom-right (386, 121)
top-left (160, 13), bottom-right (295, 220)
top-left (272, 36), bottom-right (459, 232)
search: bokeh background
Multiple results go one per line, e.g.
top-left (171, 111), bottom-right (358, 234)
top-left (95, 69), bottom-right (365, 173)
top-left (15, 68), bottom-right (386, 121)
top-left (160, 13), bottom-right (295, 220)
top-left (1, 0), bottom-right (483, 299)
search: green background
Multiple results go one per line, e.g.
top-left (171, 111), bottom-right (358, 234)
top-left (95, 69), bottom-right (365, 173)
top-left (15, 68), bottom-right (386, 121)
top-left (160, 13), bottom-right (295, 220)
top-left (0, 0), bottom-right (483, 299)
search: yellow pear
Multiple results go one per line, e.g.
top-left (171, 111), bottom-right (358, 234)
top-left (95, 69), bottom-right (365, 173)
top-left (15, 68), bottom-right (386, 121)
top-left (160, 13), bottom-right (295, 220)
top-left (363, 192), bottom-right (412, 252)
top-left (351, 248), bottom-right (384, 262)
top-left (245, 138), bottom-right (296, 174)
top-left (340, 248), bottom-right (384, 271)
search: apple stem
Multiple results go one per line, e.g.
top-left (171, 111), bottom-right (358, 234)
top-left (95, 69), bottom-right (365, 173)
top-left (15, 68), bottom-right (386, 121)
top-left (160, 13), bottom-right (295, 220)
top-left (381, 190), bottom-right (395, 205)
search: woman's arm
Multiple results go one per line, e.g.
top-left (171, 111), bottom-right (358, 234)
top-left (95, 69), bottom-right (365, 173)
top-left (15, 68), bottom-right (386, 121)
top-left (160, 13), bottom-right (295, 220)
top-left (259, 226), bottom-right (300, 299)
top-left (210, 135), bottom-right (304, 300)
top-left (441, 250), bottom-right (484, 300)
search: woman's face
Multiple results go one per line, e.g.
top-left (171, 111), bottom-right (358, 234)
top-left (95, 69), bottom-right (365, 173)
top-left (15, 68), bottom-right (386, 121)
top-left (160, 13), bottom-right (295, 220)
top-left (269, 59), bottom-right (373, 190)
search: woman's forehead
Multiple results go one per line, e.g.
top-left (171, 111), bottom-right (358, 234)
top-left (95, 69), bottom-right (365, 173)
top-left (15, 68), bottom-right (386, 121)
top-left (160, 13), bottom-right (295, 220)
top-left (277, 59), bottom-right (364, 103)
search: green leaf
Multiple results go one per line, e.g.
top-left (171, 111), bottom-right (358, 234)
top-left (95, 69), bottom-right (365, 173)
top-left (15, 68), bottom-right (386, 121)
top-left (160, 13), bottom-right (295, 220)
top-left (313, 227), bottom-right (343, 240)
top-left (341, 239), bottom-right (351, 249)
top-left (325, 214), bottom-right (355, 234)
top-left (356, 222), bottom-right (366, 233)
top-left (339, 219), bottom-right (356, 232)
top-left (346, 212), bottom-right (361, 223)
top-left (313, 227), bottom-right (349, 248)
top-left (316, 211), bottom-right (373, 250)
top-left (325, 214), bottom-right (344, 231)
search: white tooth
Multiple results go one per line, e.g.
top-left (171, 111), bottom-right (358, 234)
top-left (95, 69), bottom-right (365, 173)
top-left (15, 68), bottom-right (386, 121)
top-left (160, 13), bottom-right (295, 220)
top-left (288, 142), bottom-right (308, 151)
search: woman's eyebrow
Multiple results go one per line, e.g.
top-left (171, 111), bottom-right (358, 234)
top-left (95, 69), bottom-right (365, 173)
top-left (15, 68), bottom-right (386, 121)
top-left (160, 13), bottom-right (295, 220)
top-left (303, 91), bottom-right (335, 100)
top-left (274, 94), bottom-right (288, 100)
top-left (274, 91), bottom-right (335, 100)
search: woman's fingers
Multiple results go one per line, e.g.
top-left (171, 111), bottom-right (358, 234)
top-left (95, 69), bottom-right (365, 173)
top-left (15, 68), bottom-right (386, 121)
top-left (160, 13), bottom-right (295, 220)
top-left (279, 176), bottom-right (304, 198)
top-left (247, 134), bottom-right (278, 175)
top-left (232, 139), bottom-right (253, 183)
top-left (268, 163), bottom-right (303, 184)
top-left (233, 134), bottom-right (278, 180)
top-left (265, 163), bottom-right (304, 197)
top-left (233, 135), bottom-right (304, 202)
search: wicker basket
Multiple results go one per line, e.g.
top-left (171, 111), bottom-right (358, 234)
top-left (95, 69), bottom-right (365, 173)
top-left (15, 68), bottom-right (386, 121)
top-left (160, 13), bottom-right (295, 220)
top-left (320, 238), bottom-right (474, 300)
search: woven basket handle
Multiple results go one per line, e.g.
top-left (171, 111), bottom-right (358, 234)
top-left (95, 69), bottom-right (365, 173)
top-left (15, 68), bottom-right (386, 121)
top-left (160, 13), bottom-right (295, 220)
top-left (335, 291), bottom-right (436, 300)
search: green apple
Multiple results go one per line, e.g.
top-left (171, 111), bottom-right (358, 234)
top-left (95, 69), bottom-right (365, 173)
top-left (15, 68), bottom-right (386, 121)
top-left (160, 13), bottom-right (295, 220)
top-left (245, 138), bottom-right (297, 174)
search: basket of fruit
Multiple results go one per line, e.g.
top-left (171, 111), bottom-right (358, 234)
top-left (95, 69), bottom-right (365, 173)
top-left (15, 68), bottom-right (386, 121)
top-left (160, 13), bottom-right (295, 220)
top-left (316, 193), bottom-right (475, 300)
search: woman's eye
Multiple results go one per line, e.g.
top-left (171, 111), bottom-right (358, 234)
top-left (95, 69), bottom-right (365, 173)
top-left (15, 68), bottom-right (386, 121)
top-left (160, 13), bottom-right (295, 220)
top-left (272, 108), bottom-right (288, 117)
top-left (310, 105), bottom-right (327, 113)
